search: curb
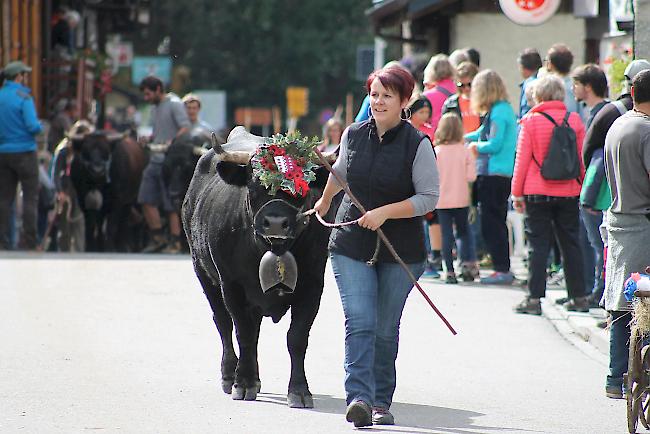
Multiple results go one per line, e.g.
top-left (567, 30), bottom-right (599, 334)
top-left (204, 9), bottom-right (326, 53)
top-left (542, 288), bottom-right (609, 364)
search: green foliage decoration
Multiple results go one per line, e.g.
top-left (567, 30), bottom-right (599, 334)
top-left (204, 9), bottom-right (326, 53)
top-left (251, 131), bottom-right (321, 196)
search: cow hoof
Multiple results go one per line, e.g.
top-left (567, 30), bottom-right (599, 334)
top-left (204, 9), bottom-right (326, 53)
top-left (222, 379), bottom-right (234, 394)
top-left (287, 392), bottom-right (314, 408)
top-left (232, 384), bottom-right (258, 401)
top-left (255, 380), bottom-right (261, 394)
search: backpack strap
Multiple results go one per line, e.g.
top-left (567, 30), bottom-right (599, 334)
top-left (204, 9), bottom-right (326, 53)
top-left (435, 85), bottom-right (454, 98)
top-left (537, 111), bottom-right (559, 126)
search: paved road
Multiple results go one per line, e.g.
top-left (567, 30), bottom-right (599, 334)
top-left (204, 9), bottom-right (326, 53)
top-left (1, 253), bottom-right (625, 434)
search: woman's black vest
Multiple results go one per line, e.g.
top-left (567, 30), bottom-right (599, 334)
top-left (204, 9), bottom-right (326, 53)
top-left (329, 119), bottom-right (427, 264)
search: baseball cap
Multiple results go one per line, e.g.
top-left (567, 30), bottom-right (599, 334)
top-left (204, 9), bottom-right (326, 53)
top-left (624, 59), bottom-right (650, 81)
top-left (3, 61), bottom-right (32, 77)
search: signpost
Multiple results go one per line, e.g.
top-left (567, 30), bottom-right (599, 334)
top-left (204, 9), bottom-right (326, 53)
top-left (286, 86), bottom-right (309, 133)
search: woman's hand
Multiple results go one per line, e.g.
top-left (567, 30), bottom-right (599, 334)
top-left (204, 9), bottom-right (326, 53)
top-left (513, 197), bottom-right (525, 214)
top-left (358, 207), bottom-right (389, 231)
top-left (314, 197), bottom-right (331, 217)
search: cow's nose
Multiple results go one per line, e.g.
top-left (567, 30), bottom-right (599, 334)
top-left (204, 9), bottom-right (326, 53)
top-left (262, 215), bottom-right (290, 237)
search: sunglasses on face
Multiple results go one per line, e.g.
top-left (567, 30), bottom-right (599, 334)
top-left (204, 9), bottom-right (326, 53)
top-left (457, 82), bottom-right (471, 89)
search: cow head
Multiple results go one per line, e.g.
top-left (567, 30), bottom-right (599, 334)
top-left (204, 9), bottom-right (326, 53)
top-left (162, 133), bottom-right (207, 211)
top-left (69, 130), bottom-right (123, 186)
top-left (213, 127), bottom-right (335, 294)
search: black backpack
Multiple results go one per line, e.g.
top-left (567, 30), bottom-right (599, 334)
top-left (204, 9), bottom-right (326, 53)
top-left (532, 111), bottom-right (580, 181)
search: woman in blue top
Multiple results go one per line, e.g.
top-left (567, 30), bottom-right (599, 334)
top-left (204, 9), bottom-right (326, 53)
top-left (0, 61), bottom-right (43, 250)
top-left (465, 69), bottom-right (517, 284)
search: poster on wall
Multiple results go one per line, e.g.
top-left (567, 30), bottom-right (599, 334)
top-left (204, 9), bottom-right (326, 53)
top-left (499, 0), bottom-right (561, 26)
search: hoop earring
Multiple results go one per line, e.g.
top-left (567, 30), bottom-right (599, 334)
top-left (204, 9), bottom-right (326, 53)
top-left (400, 107), bottom-right (411, 121)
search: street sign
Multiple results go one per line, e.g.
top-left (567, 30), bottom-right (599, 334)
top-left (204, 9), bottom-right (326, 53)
top-left (286, 87), bottom-right (309, 118)
top-left (132, 56), bottom-right (172, 85)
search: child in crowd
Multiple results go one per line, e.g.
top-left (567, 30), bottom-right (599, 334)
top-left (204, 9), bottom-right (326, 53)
top-left (434, 113), bottom-right (479, 283)
top-left (408, 95), bottom-right (434, 140)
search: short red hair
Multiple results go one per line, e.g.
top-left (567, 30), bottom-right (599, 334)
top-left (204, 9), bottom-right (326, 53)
top-left (366, 65), bottom-right (414, 103)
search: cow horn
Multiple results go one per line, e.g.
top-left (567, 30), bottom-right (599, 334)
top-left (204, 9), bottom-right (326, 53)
top-left (212, 128), bottom-right (256, 164)
top-left (319, 151), bottom-right (338, 165)
top-left (192, 146), bottom-right (209, 156)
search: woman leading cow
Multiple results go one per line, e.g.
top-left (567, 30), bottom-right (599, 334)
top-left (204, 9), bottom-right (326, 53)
top-left (314, 65), bottom-right (439, 427)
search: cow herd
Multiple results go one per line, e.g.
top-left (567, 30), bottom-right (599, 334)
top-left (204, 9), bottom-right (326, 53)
top-left (47, 127), bottom-right (207, 252)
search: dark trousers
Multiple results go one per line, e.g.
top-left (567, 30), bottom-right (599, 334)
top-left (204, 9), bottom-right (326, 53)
top-left (0, 151), bottom-right (39, 250)
top-left (524, 196), bottom-right (585, 299)
top-left (437, 207), bottom-right (476, 272)
top-left (476, 175), bottom-right (511, 272)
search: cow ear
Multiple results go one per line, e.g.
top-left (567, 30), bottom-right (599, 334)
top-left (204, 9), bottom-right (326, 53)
top-left (216, 161), bottom-right (251, 186)
top-left (313, 166), bottom-right (330, 190)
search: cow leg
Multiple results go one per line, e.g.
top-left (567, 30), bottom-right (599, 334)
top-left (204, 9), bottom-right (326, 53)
top-left (194, 264), bottom-right (238, 394)
top-left (221, 282), bottom-right (262, 401)
top-left (286, 294), bottom-right (321, 408)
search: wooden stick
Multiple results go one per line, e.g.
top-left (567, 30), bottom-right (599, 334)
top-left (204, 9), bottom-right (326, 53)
top-left (312, 147), bottom-right (457, 335)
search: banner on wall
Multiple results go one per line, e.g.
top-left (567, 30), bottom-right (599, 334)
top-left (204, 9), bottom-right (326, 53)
top-left (499, 0), bottom-right (561, 26)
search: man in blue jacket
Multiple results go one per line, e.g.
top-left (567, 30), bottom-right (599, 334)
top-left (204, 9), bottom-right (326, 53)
top-left (0, 61), bottom-right (43, 250)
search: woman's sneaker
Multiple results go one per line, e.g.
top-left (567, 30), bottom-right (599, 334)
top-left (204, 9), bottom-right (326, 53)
top-left (345, 400), bottom-right (372, 427)
top-left (460, 262), bottom-right (479, 282)
top-left (372, 407), bottom-right (395, 425)
top-left (446, 273), bottom-right (458, 284)
top-left (513, 297), bottom-right (542, 315)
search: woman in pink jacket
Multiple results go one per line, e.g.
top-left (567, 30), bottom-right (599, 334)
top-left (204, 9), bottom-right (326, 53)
top-left (511, 75), bottom-right (587, 315)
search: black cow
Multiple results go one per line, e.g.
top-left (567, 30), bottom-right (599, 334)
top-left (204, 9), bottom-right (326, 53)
top-left (65, 130), bottom-right (146, 251)
top-left (182, 127), bottom-right (336, 408)
top-left (162, 133), bottom-right (207, 212)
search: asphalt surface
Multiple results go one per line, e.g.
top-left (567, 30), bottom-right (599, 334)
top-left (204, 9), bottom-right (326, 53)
top-left (0, 253), bottom-right (626, 433)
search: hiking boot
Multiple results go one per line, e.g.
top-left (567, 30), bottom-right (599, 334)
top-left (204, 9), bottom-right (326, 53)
top-left (372, 407), bottom-right (395, 425)
top-left (605, 384), bottom-right (623, 399)
top-left (460, 262), bottom-right (479, 282)
top-left (481, 271), bottom-right (514, 285)
top-left (345, 400), bottom-right (372, 427)
top-left (142, 233), bottom-right (167, 253)
top-left (563, 297), bottom-right (590, 313)
top-left (514, 297), bottom-right (542, 315)
top-left (446, 273), bottom-right (458, 284)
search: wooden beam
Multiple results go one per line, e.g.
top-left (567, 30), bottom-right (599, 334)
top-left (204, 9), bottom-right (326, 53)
top-left (10, 0), bottom-right (19, 60)
top-left (30, 0), bottom-right (42, 116)
top-left (21, 0), bottom-right (28, 61)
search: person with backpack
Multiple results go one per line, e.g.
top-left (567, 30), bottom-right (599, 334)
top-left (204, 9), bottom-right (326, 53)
top-left (422, 54), bottom-right (456, 132)
top-left (511, 75), bottom-right (587, 315)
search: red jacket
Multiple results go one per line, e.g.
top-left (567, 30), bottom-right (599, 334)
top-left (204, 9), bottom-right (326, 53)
top-left (511, 100), bottom-right (585, 198)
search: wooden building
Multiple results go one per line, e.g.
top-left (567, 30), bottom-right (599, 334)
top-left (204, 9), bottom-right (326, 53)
top-left (0, 0), bottom-right (45, 114)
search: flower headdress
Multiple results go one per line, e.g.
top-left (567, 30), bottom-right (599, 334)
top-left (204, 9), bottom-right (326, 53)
top-left (251, 131), bottom-right (321, 197)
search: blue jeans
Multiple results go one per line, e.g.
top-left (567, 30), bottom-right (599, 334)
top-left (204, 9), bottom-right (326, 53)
top-left (330, 253), bottom-right (425, 409)
top-left (437, 207), bottom-right (476, 272)
top-left (608, 310), bottom-right (632, 388)
top-left (581, 208), bottom-right (605, 300)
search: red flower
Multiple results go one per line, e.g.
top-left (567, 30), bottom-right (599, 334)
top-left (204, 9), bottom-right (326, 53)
top-left (294, 178), bottom-right (309, 197)
top-left (268, 145), bottom-right (286, 156)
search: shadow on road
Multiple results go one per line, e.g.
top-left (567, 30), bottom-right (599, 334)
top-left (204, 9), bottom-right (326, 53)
top-left (257, 392), bottom-right (537, 434)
